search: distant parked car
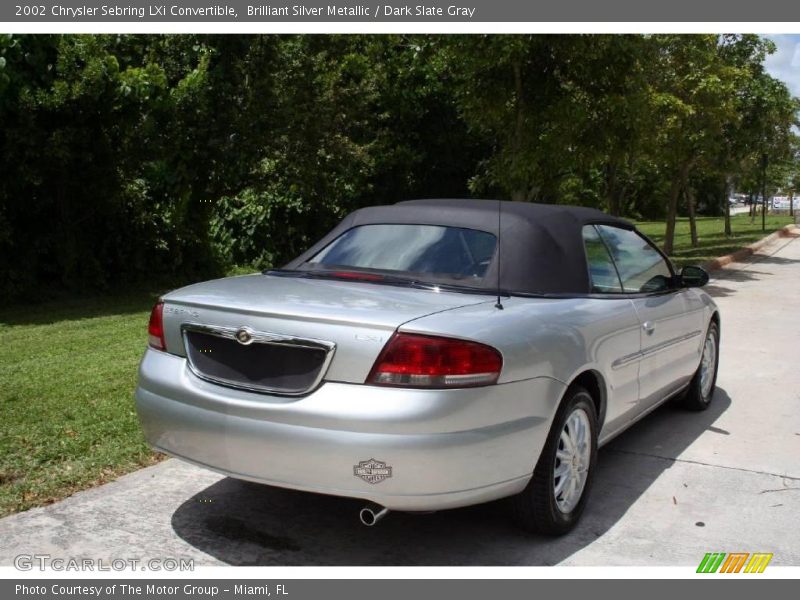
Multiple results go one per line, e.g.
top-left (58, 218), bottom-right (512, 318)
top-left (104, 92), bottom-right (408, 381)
top-left (136, 199), bottom-right (720, 534)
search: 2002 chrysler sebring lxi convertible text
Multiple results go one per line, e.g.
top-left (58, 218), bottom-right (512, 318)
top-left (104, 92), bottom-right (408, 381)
top-left (135, 199), bottom-right (719, 534)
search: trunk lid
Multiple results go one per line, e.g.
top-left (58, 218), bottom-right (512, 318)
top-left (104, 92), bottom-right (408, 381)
top-left (160, 273), bottom-right (492, 388)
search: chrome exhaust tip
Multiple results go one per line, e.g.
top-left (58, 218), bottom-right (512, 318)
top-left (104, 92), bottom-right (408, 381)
top-left (359, 505), bottom-right (390, 526)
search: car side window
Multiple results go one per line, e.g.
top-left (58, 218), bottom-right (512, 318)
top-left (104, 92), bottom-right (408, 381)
top-left (582, 225), bottom-right (623, 293)
top-left (595, 225), bottom-right (673, 294)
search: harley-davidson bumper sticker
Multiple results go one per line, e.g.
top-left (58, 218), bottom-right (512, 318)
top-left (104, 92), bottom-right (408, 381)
top-left (353, 458), bottom-right (393, 484)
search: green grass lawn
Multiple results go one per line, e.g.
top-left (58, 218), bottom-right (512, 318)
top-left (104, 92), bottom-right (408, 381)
top-left (636, 213), bottom-right (795, 267)
top-left (0, 213), bottom-right (794, 518)
top-left (0, 292), bottom-right (166, 517)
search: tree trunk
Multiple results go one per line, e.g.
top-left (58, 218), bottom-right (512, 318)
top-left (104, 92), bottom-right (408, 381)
top-left (680, 166), bottom-right (697, 248)
top-left (605, 162), bottom-right (620, 216)
top-left (663, 161), bottom-right (692, 256)
top-left (724, 175), bottom-right (732, 237)
top-left (509, 59), bottom-right (526, 203)
top-left (790, 189), bottom-right (794, 218)
top-left (663, 176), bottom-right (682, 256)
top-left (686, 187), bottom-right (698, 248)
top-left (618, 183), bottom-right (629, 217)
top-left (761, 153), bottom-right (768, 232)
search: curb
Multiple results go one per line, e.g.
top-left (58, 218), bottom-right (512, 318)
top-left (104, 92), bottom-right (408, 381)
top-left (701, 223), bottom-right (800, 272)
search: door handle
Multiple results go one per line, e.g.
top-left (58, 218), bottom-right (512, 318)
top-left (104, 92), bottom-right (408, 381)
top-left (642, 321), bottom-right (656, 335)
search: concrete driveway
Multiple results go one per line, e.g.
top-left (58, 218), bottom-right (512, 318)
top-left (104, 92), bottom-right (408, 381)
top-left (1, 233), bottom-right (799, 567)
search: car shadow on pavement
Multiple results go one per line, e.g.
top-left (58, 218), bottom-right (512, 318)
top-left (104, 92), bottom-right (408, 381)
top-left (739, 254), bottom-right (800, 266)
top-left (703, 242), bottom-right (800, 298)
top-left (170, 388), bottom-right (732, 566)
top-left (704, 269), bottom-right (772, 298)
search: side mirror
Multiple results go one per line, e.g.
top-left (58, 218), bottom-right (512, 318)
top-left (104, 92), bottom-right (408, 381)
top-left (680, 265), bottom-right (709, 288)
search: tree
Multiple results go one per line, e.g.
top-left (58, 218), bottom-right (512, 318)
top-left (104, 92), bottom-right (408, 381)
top-left (0, 35), bottom-right (173, 296)
top-left (570, 36), bottom-right (658, 216)
top-left (716, 36), bottom-right (797, 233)
top-left (649, 35), bottom-right (740, 255)
top-left (1, 34), bottom-right (798, 301)
top-left (444, 35), bottom-right (591, 202)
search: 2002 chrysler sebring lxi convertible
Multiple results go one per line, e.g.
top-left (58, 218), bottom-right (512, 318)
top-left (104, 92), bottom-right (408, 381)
top-left (135, 199), bottom-right (719, 534)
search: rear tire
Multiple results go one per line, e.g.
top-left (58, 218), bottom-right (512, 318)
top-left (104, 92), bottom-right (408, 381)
top-left (510, 386), bottom-right (598, 535)
top-left (682, 321), bottom-right (719, 411)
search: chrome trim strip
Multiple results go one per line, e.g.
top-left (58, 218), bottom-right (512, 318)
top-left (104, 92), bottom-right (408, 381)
top-left (611, 329), bottom-right (702, 370)
top-left (611, 350), bottom-right (642, 370)
top-left (180, 322), bottom-right (336, 396)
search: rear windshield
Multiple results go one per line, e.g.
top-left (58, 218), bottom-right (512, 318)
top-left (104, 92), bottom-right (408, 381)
top-left (306, 224), bottom-right (497, 282)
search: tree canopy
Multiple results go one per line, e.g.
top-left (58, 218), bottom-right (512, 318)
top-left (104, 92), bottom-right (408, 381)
top-left (0, 34), bottom-right (796, 302)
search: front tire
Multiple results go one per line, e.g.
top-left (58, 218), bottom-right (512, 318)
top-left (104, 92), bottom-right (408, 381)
top-left (682, 321), bottom-right (719, 411)
top-left (510, 386), bottom-right (598, 535)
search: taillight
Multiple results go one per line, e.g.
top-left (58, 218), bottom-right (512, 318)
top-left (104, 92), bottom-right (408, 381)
top-left (148, 301), bottom-right (166, 351)
top-left (367, 333), bottom-right (502, 388)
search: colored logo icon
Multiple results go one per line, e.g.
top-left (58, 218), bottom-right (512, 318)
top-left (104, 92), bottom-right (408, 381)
top-left (697, 552), bottom-right (773, 573)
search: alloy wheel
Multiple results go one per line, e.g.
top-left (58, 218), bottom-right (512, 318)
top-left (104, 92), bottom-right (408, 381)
top-left (699, 329), bottom-right (717, 399)
top-left (553, 407), bottom-right (592, 513)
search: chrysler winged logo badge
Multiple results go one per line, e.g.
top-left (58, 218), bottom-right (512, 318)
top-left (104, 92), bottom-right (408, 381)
top-left (235, 328), bottom-right (254, 345)
top-left (353, 458), bottom-right (393, 484)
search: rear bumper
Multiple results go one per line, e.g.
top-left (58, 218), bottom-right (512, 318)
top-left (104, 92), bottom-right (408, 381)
top-left (135, 348), bottom-right (564, 511)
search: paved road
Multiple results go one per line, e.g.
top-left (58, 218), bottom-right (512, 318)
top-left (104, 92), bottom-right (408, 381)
top-left (1, 233), bottom-right (799, 567)
top-left (730, 204), bottom-right (750, 215)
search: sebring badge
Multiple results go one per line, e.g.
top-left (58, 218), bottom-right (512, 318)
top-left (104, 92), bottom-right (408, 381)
top-left (353, 458), bottom-right (393, 484)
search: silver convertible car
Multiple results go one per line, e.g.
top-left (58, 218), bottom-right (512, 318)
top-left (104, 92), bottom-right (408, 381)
top-left (136, 199), bottom-right (719, 534)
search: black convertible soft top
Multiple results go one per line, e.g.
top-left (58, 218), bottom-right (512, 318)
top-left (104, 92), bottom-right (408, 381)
top-left (285, 199), bottom-right (635, 295)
